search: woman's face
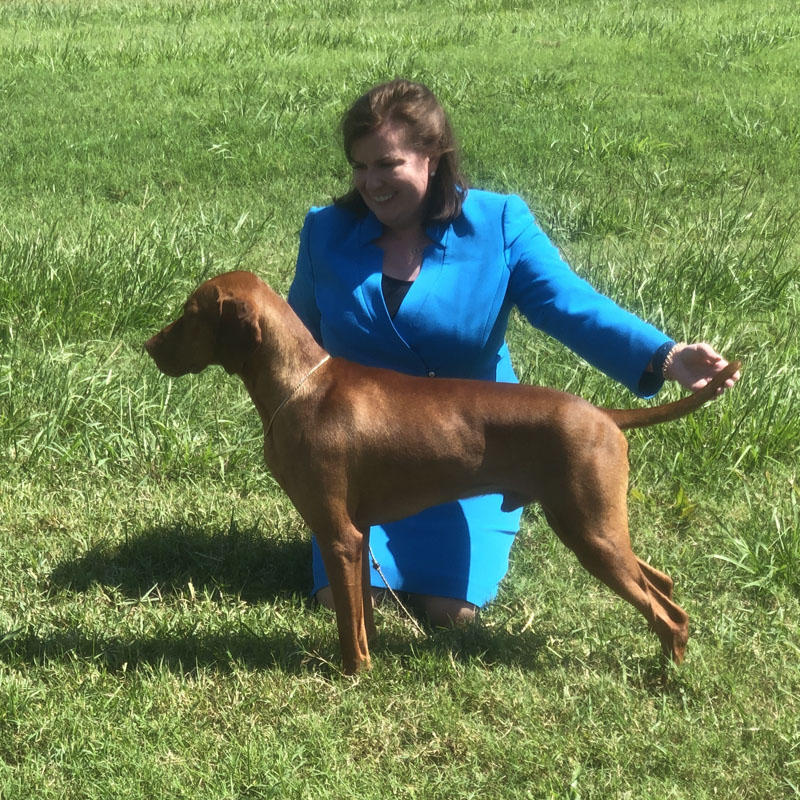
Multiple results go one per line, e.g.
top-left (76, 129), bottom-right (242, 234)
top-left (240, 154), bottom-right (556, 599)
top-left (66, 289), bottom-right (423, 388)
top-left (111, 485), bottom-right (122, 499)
top-left (349, 121), bottom-right (439, 232)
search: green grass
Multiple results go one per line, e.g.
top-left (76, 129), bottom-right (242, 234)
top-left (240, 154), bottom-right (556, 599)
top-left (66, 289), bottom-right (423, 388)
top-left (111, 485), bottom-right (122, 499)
top-left (1, 0), bottom-right (799, 797)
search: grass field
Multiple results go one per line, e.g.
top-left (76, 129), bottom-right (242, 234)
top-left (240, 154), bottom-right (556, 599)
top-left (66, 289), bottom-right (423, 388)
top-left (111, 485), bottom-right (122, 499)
top-left (1, 0), bottom-right (799, 797)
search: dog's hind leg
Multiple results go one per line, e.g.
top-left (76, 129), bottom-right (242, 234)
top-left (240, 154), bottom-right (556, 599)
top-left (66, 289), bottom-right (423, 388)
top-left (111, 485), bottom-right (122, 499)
top-left (544, 500), bottom-right (689, 662)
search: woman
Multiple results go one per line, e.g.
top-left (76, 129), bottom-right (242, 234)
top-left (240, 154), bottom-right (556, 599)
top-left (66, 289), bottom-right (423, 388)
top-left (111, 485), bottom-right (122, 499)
top-left (288, 79), bottom-right (739, 626)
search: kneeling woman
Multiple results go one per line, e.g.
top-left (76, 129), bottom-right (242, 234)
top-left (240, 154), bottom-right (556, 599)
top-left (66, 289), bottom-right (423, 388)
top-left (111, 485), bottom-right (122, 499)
top-left (288, 79), bottom-right (739, 625)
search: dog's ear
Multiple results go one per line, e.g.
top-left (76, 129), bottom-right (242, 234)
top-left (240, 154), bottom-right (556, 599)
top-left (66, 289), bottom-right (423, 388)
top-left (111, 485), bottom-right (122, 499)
top-left (217, 296), bottom-right (262, 374)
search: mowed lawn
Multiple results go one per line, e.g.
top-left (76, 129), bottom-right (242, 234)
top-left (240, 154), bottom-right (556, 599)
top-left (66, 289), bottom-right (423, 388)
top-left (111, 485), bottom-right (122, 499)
top-left (0, 1), bottom-right (798, 797)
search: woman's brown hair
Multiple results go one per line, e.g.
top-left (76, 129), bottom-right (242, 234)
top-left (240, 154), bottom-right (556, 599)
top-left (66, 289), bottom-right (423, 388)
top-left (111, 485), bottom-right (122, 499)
top-left (334, 79), bottom-right (468, 223)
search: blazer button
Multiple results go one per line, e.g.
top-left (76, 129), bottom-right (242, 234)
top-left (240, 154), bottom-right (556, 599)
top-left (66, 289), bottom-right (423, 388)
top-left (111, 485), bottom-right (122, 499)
top-left (427, 371), bottom-right (436, 377)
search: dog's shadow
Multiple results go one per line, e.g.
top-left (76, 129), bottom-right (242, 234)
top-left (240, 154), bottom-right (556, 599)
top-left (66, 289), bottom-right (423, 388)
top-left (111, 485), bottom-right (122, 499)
top-left (49, 518), bottom-right (310, 603)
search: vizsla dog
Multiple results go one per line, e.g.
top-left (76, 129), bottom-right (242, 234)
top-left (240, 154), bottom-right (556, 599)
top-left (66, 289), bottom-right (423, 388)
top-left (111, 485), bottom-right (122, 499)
top-left (144, 270), bottom-right (739, 674)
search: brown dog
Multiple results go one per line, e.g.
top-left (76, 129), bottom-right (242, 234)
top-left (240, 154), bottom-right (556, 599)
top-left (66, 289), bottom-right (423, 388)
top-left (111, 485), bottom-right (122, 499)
top-left (144, 270), bottom-right (739, 674)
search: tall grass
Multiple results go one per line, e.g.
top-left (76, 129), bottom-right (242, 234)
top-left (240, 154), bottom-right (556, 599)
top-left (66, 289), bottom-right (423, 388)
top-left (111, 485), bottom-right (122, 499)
top-left (1, 1), bottom-right (798, 797)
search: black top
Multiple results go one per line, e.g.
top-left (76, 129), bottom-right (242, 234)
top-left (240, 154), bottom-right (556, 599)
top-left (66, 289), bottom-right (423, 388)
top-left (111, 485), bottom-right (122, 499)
top-left (381, 274), bottom-right (414, 319)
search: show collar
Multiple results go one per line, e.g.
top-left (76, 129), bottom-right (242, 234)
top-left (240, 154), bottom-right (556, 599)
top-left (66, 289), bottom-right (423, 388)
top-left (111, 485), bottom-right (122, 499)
top-left (265, 355), bottom-right (331, 438)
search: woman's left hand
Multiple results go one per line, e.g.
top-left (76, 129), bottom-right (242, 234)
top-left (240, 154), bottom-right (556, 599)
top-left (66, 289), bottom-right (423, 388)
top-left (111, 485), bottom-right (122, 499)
top-left (665, 343), bottom-right (741, 394)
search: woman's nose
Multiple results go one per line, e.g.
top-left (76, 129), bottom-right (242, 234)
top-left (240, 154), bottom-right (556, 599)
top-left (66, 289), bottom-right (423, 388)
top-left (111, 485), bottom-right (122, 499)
top-left (363, 169), bottom-right (383, 192)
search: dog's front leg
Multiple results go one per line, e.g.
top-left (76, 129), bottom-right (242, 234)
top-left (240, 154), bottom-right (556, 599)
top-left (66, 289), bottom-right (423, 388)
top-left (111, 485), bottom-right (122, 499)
top-left (316, 522), bottom-right (372, 674)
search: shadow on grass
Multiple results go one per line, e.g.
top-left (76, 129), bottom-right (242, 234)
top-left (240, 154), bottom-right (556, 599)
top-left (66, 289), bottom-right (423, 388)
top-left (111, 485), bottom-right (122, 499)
top-left (28, 520), bottom-right (555, 676)
top-left (0, 624), bottom-right (317, 676)
top-left (21, 521), bottom-right (669, 684)
top-left (48, 518), bottom-right (312, 603)
top-left (0, 618), bottom-right (554, 678)
top-left (0, 616), bottom-right (674, 691)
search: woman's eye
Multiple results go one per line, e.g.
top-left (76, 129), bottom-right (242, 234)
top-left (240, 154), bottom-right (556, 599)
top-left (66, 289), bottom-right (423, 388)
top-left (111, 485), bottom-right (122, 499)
top-left (350, 158), bottom-right (402, 173)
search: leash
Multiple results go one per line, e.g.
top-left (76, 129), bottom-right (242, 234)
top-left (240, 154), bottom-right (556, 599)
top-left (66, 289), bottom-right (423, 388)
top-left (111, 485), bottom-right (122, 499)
top-left (368, 545), bottom-right (426, 636)
top-left (265, 355), bottom-right (331, 437)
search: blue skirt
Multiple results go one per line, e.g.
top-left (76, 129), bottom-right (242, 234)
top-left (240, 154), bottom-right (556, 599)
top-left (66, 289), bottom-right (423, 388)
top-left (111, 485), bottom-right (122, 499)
top-left (311, 494), bottom-right (523, 607)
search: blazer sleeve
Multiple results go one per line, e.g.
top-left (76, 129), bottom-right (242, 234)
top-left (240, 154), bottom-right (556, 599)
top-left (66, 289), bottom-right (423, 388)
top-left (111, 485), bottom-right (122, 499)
top-left (503, 194), bottom-right (672, 397)
top-left (287, 209), bottom-right (323, 344)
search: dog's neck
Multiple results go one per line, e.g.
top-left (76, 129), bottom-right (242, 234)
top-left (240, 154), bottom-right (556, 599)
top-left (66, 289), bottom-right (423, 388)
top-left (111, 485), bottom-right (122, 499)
top-left (240, 284), bottom-right (329, 430)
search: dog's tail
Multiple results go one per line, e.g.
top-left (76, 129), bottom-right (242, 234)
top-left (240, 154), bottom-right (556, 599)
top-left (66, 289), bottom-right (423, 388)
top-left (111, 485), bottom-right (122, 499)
top-left (602, 361), bottom-right (741, 431)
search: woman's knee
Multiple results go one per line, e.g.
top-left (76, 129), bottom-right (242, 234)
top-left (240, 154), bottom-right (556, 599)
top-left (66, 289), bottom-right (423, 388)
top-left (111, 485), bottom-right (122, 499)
top-left (415, 594), bottom-right (477, 627)
top-left (316, 587), bottom-right (477, 627)
top-left (315, 586), bottom-right (336, 610)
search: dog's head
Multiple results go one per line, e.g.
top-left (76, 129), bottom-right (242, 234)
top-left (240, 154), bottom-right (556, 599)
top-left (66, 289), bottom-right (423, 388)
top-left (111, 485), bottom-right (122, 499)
top-left (144, 273), bottom-right (263, 377)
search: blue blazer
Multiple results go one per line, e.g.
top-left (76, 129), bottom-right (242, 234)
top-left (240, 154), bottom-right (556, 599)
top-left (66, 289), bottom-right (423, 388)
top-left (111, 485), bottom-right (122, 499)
top-left (288, 188), bottom-right (671, 397)
top-left (288, 189), bottom-right (673, 605)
